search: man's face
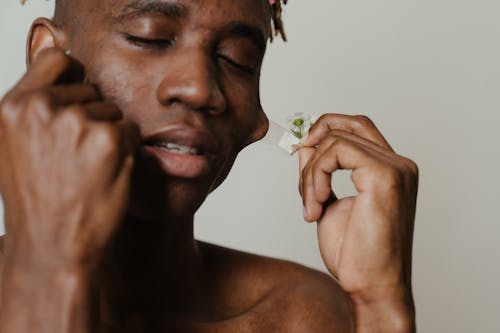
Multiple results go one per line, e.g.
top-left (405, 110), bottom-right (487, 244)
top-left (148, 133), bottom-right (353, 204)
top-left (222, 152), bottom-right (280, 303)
top-left (63, 0), bottom-right (271, 221)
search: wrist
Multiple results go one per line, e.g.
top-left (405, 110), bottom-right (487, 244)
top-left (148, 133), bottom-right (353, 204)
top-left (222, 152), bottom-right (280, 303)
top-left (2, 261), bottom-right (92, 293)
top-left (349, 284), bottom-right (416, 333)
top-left (1, 266), bottom-right (94, 333)
top-left (3, 229), bottom-right (101, 275)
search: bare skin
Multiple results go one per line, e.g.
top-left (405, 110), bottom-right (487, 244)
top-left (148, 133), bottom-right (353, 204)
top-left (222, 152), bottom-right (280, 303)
top-left (0, 0), bottom-right (418, 332)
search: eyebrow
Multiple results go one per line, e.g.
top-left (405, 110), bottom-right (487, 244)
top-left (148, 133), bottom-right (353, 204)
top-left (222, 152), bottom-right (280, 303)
top-left (225, 21), bottom-right (267, 51)
top-left (117, 1), bottom-right (267, 50)
top-left (118, 0), bottom-right (189, 20)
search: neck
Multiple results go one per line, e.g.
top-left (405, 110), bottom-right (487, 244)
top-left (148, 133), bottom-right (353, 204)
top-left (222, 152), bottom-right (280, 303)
top-left (98, 215), bottom-right (203, 324)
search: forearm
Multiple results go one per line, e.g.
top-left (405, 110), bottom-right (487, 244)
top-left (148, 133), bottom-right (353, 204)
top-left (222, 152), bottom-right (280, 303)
top-left (350, 286), bottom-right (416, 333)
top-left (0, 266), bottom-right (94, 333)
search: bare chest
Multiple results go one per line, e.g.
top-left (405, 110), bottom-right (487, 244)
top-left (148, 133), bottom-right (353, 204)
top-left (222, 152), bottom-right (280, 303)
top-left (100, 296), bottom-right (289, 333)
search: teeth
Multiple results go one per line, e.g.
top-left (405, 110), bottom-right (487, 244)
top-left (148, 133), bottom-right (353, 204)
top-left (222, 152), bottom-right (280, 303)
top-left (157, 142), bottom-right (199, 155)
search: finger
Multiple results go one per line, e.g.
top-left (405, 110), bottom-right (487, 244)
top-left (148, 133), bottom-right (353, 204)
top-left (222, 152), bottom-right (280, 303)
top-left (300, 140), bottom-right (341, 221)
top-left (47, 84), bottom-right (101, 106)
top-left (302, 155), bottom-right (326, 222)
top-left (81, 120), bottom-right (140, 179)
top-left (302, 138), bottom-right (381, 222)
top-left (298, 146), bottom-right (314, 197)
top-left (16, 48), bottom-right (85, 92)
top-left (83, 102), bottom-right (123, 122)
top-left (324, 129), bottom-right (396, 160)
top-left (61, 102), bottom-right (122, 123)
top-left (304, 134), bottom-right (347, 197)
top-left (302, 139), bottom-right (339, 222)
top-left (106, 154), bottom-right (135, 227)
top-left (115, 119), bottom-right (141, 156)
top-left (301, 114), bottom-right (393, 152)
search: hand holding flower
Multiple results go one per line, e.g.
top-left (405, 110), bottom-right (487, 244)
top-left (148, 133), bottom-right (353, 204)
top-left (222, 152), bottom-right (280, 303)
top-left (298, 114), bottom-right (418, 332)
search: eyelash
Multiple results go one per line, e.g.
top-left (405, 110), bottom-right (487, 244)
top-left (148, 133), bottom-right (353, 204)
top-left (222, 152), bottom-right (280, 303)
top-left (219, 56), bottom-right (255, 75)
top-left (125, 35), bottom-right (174, 50)
top-left (125, 35), bottom-right (255, 75)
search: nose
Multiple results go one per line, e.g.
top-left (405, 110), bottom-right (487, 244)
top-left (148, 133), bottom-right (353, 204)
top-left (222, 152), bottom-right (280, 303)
top-left (156, 49), bottom-right (226, 115)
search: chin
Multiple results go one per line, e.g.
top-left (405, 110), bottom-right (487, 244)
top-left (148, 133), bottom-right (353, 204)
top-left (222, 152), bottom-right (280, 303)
top-left (127, 162), bottom-right (212, 224)
top-left (126, 141), bottom-right (238, 223)
top-left (129, 178), bottom-right (212, 224)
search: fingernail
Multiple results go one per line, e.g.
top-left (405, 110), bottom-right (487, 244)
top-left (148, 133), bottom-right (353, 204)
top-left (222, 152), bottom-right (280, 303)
top-left (303, 206), bottom-right (308, 219)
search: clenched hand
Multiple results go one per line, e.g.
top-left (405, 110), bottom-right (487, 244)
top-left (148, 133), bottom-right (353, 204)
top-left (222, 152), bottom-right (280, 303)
top-left (0, 48), bottom-right (140, 274)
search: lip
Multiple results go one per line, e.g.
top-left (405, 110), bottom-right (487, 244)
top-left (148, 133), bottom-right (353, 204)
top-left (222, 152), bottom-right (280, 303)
top-left (140, 126), bottom-right (220, 178)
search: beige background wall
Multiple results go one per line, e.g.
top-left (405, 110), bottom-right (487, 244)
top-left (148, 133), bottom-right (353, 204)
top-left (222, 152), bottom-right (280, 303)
top-left (1, 0), bottom-right (499, 331)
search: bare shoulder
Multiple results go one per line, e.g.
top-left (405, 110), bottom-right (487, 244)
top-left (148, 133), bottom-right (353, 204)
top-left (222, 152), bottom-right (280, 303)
top-left (273, 268), bottom-right (353, 332)
top-left (198, 242), bottom-right (353, 332)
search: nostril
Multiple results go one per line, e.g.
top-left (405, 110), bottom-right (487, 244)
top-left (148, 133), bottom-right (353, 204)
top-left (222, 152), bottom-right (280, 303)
top-left (157, 76), bottom-right (226, 115)
top-left (206, 90), bottom-right (226, 116)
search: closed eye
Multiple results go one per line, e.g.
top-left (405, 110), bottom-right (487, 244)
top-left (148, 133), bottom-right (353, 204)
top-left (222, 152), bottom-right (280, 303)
top-left (125, 35), bottom-right (174, 50)
top-left (218, 55), bottom-right (256, 75)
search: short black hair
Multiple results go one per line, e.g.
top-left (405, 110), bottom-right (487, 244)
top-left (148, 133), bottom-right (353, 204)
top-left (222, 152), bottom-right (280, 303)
top-left (22, 0), bottom-right (288, 41)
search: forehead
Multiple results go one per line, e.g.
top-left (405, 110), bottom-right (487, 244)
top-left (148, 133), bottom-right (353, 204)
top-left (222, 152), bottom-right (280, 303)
top-left (89, 0), bottom-right (271, 29)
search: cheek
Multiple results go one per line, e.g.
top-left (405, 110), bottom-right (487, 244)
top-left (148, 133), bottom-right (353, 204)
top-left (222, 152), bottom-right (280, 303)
top-left (222, 77), bottom-right (266, 145)
top-left (89, 58), bottom-right (158, 120)
top-left (251, 110), bottom-right (270, 142)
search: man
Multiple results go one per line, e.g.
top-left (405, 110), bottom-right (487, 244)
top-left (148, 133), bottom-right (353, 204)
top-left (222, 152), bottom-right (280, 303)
top-left (0, 0), bottom-right (419, 332)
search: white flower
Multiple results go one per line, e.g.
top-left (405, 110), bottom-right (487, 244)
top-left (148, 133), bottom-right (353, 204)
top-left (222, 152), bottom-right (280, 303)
top-left (286, 113), bottom-right (316, 139)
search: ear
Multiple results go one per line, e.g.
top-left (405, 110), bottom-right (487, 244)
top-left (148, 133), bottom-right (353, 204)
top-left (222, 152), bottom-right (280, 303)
top-left (26, 18), bottom-right (67, 68)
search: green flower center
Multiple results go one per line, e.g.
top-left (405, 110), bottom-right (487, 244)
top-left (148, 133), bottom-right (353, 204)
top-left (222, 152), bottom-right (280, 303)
top-left (293, 118), bottom-right (304, 127)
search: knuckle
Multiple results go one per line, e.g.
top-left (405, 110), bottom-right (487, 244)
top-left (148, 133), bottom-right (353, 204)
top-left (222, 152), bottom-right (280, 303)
top-left (376, 165), bottom-right (403, 188)
top-left (1, 91), bottom-right (18, 108)
top-left (317, 113), bottom-right (332, 126)
top-left (309, 114), bottom-right (330, 132)
top-left (317, 113), bottom-right (330, 122)
top-left (27, 92), bottom-right (54, 110)
top-left (91, 123), bottom-right (120, 153)
top-left (353, 115), bottom-right (374, 128)
top-left (0, 94), bottom-right (21, 123)
top-left (407, 159), bottom-right (419, 177)
top-left (401, 157), bottom-right (419, 182)
top-left (59, 106), bottom-right (86, 128)
top-left (5, 92), bottom-right (54, 124)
